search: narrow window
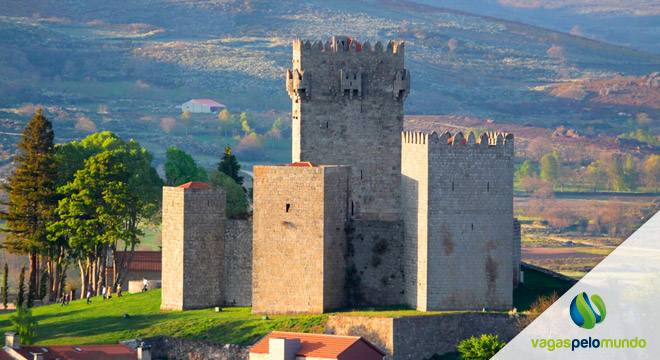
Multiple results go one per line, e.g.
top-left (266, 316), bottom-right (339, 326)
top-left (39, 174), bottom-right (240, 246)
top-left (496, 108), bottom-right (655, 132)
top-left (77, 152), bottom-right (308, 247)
top-left (286, 204), bottom-right (291, 212)
top-left (487, 182), bottom-right (490, 192)
top-left (351, 201), bottom-right (354, 216)
top-left (326, 122), bottom-right (329, 129)
top-left (471, 223), bottom-right (474, 230)
top-left (452, 181), bottom-right (454, 191)
top-left (360, 170), bottom-right (363, 180)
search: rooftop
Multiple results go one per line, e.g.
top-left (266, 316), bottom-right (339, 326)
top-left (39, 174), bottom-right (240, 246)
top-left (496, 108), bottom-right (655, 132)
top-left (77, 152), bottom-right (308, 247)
top-left (191, 99), bottom-right (226, 107)
top-left (249, 331), bottom-right (385, 359)
top-left (287, 161), bottom-right (318, 167)
top-left (109, 251), bottom-right (161, 272)
top-left (177, 181), bottom-right (213, 189)
top-left (3, 344), bottom-right (137, 360)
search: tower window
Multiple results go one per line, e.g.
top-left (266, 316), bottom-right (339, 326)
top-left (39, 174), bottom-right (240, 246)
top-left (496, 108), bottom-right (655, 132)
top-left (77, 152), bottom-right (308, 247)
top-left (351, 201), bottom-right (354, 216)
top-left (286, 204), bottom-right (291, 212)
top-left (471, 223), bottom-right (474, 230)
top-left (360, 170), bottom-right (363, 180)
top-left (452, 182), bottom-right (454, 191)
top-left (326, 122), bottom-right (329, 129)
top-left (487, 182), bottom-right (490, 192)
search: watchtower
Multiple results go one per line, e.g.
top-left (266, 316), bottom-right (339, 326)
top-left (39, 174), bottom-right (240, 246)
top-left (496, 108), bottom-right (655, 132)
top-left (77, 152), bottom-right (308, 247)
top-left (401, 131), bottom-right (514, 311)
top-left (161, 182), bottom-right (226, 310)
top-left (286, 36), bottom-right (410, 221)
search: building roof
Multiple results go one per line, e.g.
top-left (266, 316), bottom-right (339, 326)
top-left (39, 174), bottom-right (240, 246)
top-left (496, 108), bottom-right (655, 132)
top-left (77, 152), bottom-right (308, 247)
top-left (4, 344), bottom-right (137, 360)
top-left (249, 331), bottom-right (385, 359)
top-left (287, 161), bottom-right (318, 167)
top-left (191, 99), bottom-right (226, 107)
top-left (177, 181), bottom-right (213, 188)
top-left (113, 251), bottom-right (161, 272)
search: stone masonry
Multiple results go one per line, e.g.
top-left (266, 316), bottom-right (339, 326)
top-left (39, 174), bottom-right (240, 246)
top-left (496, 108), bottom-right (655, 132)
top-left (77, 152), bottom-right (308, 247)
top-left (287, 36), bottom-right (410, 221)
top-left (401, 131), bottom-right (514, 311)
top-left (161, 184), bottom-right (226, 310)
top-left (252, 163), bottom-right (350, 314)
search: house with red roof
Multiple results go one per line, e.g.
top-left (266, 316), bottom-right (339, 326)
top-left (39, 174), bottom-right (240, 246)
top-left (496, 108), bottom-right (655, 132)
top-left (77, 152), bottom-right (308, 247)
top-left (181, 99), bottom-right (226, 113)
top-left (2, 332), bottom-right (149, 360)
top-left (249, 332), bottom-right (385, 360)
top-left (106, 251), bottom-right (162, 290)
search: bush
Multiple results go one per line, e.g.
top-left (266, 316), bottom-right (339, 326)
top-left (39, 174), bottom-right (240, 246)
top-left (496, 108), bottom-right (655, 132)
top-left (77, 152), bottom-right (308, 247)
top-left (457, 334), bottom-right (506, 360)
top-left (208, 170), bottom-right (249, 219)
top-left (10, 305), bottom-right (37, 344)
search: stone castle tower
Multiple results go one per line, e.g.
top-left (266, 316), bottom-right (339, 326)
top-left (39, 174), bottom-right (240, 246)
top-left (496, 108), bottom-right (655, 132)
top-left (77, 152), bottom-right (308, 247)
top-left (287, 36), bottom-right (410, 221)
top-left (161, 36), bottom-right (519, 315)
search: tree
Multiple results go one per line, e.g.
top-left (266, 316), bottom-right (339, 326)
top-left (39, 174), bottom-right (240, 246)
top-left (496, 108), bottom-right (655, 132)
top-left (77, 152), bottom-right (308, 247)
top-left (271, 117), bottom-right (284, 132)
top-left (623, 155), bottom-right (639, 191)
top-left (540, 154), bottom-right (559, 184)
top-left (17, 264), bottom-right (25, 309)
top-left (52, 132), bottom-right (163, 296)
top-left (39, 270), bottom-right (48, 301)
top-left (208, 170), bottom-right (249, 218)
top-left (2, 263), bottom-right (7, 312)
top-left (180, 110), bottom-right (192, 136)
top-left (218, 109), bottom-right (230, 123)
top-left (515, 160), bottom-right (539, 182)
top-left (164, 146), bottom-right (207, 186)
top-left (644, 155), bottom-right (660, 191)
top-left (218, 145), bottom-right (243, 185)
top-left (584, 160), bottom-right (605, 191)
top-left (10, 306), bottom-right (37, 345)
top-left (458, 334), bottom-right (506, 360)
top-left (0, 109), bottom-right (58, 307)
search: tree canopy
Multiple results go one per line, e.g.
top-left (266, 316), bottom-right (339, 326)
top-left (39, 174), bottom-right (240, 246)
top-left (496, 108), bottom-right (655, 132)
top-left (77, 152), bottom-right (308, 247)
top-left (164, 146), bottom-right (207, 186)
top-left (218, 145), bottom-right (243, 186)
top-left (208, 170), bottom-right (249, 219)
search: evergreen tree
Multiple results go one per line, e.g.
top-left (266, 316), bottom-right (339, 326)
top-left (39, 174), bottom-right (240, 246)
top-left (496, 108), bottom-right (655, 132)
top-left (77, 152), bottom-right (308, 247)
top-left (39, 270), bottom-right (48, 301)
top-left (218, 145), bottom-right (243, 185)
top-left (17, 264), bottom-right (25, 308)
top-left (27, 274), bottom-right (34, 308)
top-left (0, 109), bottom-right (58, 306)
top-left (2, 263), bottom-right (7, 312)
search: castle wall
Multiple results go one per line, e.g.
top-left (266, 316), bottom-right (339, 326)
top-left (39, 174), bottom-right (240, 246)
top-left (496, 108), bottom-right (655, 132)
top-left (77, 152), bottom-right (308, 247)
top-left (348, 220), bottom-right (406, 306)
top-left (161, 186), bottom-right (226, 311)
top-left (402, 132), bottom-right (514, 311)
top-left (288, 39), bottom-right (409, 221)
top-left (224, 220), bottom-right (252, 306)
top-left (252, 165), bottom-right (349, 314)
top-left (513, 218), bottom-right (521, 288)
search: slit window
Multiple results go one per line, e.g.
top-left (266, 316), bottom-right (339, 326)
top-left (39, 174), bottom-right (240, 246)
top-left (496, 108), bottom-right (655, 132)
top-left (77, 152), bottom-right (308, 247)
top-left (351, 201), bottom-right (354, 216)
top-left (360, 170), bottom-right (363, 180)
top-left (471, 223), bottom-right (474, 230)
top-left (452, 182), bottom-right (454, 191)
top-left (286, 204), bottom-right (291, 212)
top-left (487, 182), bottom-right (490, 192)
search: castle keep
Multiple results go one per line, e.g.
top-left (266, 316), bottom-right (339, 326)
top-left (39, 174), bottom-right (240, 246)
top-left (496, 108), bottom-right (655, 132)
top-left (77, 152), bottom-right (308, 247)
top-left (161, 36), bottom-right (520, 314)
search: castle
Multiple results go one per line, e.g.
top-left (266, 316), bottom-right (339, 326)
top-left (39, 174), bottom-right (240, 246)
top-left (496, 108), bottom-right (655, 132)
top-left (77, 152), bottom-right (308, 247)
top-left (161, 36), bottom-right (521, 314)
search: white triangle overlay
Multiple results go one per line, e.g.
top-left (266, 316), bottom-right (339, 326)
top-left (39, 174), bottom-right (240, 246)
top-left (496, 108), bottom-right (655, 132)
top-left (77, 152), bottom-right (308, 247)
top-left (494, 210), bottom-right (660, 360)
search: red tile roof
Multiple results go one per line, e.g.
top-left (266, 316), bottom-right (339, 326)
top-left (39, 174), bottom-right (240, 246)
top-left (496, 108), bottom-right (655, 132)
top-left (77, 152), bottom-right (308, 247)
top-left (192, 99), bottom-right (226, 107)
top-left (177, 181), bottom-right (213, 188)
top-left (113, 251), bottom-right (161, 272)
top-left (8, 344), bottom-right (136, 360)
top-left (287, 161), bottom-right (318, 167)
top-left (249, 331), bottom-right (385, 359)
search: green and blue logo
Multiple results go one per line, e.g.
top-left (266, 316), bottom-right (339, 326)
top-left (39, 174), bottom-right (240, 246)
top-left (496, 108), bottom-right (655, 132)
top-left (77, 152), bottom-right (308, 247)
top-left (570, 292), bottom-right (607, 329)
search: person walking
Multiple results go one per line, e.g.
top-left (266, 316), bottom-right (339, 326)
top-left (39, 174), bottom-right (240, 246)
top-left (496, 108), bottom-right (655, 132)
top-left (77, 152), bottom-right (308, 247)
top-left (142, 277), bottom-right (148, 292)
top-left (107, 287), bottom-right (112, 299)
top-left (102, 285), bottom-right (107, 300)
top-left (117, 282), bottom-right (122, 297)
top-left (61, 293), bottom-right (66, 306)
top-left (86, 290), bottom-right (92, 305)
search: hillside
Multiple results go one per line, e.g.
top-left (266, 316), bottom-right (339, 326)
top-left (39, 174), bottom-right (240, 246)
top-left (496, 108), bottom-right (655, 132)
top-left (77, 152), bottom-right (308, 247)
top-left (2, 0), bottom-right (660, 172)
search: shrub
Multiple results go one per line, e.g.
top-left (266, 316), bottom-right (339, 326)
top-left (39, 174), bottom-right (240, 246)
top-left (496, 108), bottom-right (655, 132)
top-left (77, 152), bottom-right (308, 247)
top-left (10, 305), bottom-right (38, 344)
top-left (458, 334), bottom-right (506, 360)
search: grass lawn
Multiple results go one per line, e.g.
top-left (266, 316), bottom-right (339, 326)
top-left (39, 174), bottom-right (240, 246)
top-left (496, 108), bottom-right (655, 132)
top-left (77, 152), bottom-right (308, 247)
top-left (0, 268), bottom-right (574, 346)
top-left (513, 267), bottom-right (575, 312)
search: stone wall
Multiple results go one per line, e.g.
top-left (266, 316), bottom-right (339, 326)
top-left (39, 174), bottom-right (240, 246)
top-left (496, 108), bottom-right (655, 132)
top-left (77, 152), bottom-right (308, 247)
top-left (326, 313), bottom-right (523, 360)
top-left (401, 131), bottom-right (514, 311)
top-left (161, 186), bottom-right (226, 311)
top-left (348, 220), bottom-right (405, 306)
top-left (252, 165), bottom-right (349, 314)
top-left (122, 336), bottom-right (248, 360)
top-left (288, 38), bottom-right (409, 221)
top-left (513, 218), bottom-right (521, 287)
top-left (224, 220), bottom-right (252, 306)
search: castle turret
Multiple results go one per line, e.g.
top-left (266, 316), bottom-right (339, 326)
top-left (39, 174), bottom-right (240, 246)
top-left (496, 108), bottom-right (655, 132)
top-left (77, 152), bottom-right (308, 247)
top-left (161, 182), bottom-right (226, 310)
top-left (287, 36), bottom-right (410, 221)
top-left (401, 131), bottom-right (514, 311)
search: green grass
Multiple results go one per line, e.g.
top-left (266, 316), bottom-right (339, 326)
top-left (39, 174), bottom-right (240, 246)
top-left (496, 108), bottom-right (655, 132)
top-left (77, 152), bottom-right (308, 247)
top-left (0, 290), bottom-right (326, 346)
top-left (513, 268), bottom-right (575, 312)
top-left (0, 268), bottom-right (572, 346)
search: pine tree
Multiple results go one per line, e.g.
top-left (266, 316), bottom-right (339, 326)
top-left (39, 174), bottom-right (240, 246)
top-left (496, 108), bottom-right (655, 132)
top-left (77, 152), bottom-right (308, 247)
top-left (39, 270), bottom-right (48, 301)
top-left (1, 109), bottom-right (58, 307)
top-left (218, 145), bottom-right (243, 185)
top-left (17, 265), bottom-right (25, 309)
top-left (27, 274), bottom-right (34, 308)
top-left (2, 263), bottom-right (8, 312)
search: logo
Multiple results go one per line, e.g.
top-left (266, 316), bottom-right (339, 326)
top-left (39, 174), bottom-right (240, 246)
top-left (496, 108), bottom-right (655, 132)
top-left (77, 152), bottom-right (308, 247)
top-left (570, 292), bottom-right (606, 329)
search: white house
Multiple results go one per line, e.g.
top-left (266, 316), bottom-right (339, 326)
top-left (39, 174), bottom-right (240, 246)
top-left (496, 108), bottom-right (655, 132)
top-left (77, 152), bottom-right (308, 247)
top-left (181, 99), bottom-right (226, 113)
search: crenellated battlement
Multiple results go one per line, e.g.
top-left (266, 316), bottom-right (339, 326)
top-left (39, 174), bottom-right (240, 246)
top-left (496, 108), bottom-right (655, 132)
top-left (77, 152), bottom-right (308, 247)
top-left (292, 36), bottom-right (404, 56)
top-left (401, 131), bottom-right (513, 147)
